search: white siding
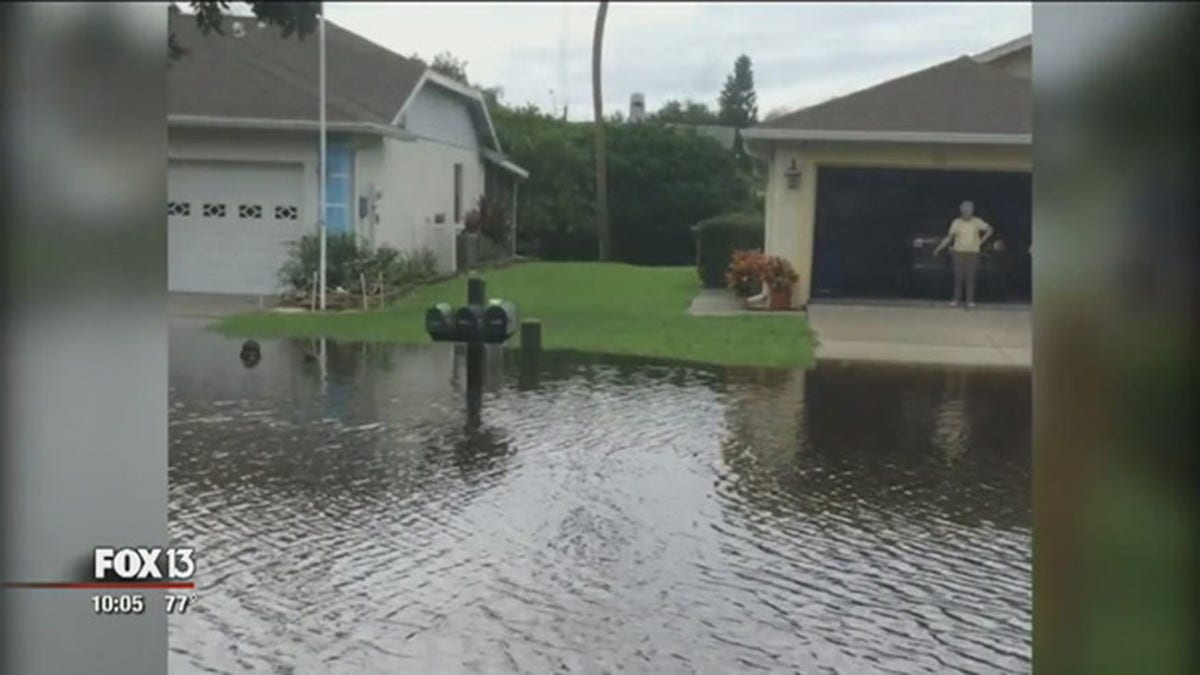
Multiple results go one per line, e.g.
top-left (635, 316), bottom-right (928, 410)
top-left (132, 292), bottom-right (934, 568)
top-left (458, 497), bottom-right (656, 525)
top-left (402, 83), bottom-right (480, 149)
top-left (353, 137), bottom-right (385, 246)
top-left (362, 136), bottom-right (483, 273)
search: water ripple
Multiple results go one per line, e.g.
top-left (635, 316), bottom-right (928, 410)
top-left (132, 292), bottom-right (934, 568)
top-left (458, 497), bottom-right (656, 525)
top-left (168, 330), bottom-right (1030, 674)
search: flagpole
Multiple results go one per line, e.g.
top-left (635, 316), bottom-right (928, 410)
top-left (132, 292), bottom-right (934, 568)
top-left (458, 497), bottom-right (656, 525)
top-left (318, 9), bottom-right (328, 311)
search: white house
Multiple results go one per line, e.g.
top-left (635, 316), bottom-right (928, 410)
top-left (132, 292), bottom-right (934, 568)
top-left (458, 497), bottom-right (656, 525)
top-left (166, 16), bottom-right (528, 295)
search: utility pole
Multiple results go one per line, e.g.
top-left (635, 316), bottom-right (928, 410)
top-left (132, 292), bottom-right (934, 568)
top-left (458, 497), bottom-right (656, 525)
top-left (592, 1), bottom-right (610, 261)
top-left (318, 9), bottom-right (328, 310)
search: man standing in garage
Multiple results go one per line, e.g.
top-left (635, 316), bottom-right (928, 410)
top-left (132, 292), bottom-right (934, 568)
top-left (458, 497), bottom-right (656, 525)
top-left (934, 200), bottom-right (994, 307)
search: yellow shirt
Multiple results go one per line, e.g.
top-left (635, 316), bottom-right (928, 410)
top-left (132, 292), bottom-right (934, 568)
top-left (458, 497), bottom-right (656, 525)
top-left (947, 217), bottom-right (993, 253)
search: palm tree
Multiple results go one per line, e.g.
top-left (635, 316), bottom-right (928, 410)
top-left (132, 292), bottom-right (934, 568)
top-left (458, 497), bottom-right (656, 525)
top-left (592, 1), bottom-right (611, 261)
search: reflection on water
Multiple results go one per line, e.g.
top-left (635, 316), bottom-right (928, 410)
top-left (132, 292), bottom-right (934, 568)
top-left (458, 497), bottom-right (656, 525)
top-left (168, 320), bottom-right (1030, 674)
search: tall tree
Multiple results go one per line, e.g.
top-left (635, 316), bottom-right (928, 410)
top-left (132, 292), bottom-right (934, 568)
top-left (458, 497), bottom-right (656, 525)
top-left (592, 2), bottom-right (611, 261)
top-left (169, 2), bottom-right (321, 60)
top-left (649, 99), bottom-right (720, 125)
top-left (763, 106), bottom-right (792, 122)
top-left (481, 86), bottom-right (504, 110)
top-left (430, 51), bottom-right (470, 85)
top-left (718, 54), bottom-right (759, 128)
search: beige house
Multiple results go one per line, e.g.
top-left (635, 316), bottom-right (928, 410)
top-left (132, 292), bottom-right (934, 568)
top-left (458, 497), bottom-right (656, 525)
top-left (743, 35), bottom-right (1031, 307)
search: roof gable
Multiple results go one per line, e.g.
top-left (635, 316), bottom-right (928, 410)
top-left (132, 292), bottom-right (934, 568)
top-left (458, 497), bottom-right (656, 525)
top-left (757, 51), bottom-right (1031, 136)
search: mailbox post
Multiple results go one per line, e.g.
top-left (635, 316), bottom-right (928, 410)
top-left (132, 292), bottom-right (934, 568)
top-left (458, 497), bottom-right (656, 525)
top-left (467, 274), bottom-right (486, 306)
top-left (425, 274), bottom-right (524, 395)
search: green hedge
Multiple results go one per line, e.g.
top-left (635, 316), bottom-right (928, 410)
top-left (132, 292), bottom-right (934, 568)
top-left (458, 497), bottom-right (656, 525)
top-left (492, 104), bottom-right (755, 264)
top-left (694, 212), bottom-right (765, 288)
top-left (278, 234), bottom-right (439, 293)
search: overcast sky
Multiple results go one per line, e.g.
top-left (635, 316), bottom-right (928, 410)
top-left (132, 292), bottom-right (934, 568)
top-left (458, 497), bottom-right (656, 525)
top-left (315, 3), bottom-right (1030, 121)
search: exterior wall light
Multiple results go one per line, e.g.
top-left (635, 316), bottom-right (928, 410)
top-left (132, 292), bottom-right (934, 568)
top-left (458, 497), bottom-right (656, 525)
top-left (784, 159), bottom-right (802, 190)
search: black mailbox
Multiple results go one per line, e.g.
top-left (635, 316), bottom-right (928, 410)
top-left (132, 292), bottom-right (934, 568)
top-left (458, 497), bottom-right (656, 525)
top-left (482, 300), bottom-right (518, 344)
top-left (454, 305), bottom-right (485, 342)
top-left (425, 303), bottom-right (455, 341)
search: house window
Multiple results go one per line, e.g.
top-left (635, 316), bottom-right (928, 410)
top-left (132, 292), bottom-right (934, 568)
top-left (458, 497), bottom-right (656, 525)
top-left (453, 163), bottom-right (463, 223)
top-left (324, 142), bottom-right (355, 235)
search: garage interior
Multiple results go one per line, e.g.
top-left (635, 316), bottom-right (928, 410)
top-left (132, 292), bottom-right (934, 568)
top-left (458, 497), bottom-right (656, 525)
top-left (812, 167), bottom-right (1031, 303)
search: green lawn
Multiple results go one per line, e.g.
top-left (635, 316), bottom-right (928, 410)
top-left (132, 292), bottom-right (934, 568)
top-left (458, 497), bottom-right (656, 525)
top-left (215, 262), bottom-right (815, 368)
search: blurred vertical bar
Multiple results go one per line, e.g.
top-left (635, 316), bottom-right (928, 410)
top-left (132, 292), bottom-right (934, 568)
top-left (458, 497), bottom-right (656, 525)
top-left (1034, 3), bottom-right (1199, 674)
top-left (0, 3), bottom-right (167, 674)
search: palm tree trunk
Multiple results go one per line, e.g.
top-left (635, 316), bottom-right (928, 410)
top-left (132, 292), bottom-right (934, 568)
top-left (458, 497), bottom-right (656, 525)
top-left (592, 1), bottom-right (611, 261)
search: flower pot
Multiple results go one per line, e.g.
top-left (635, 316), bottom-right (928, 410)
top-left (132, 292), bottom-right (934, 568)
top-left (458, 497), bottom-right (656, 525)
top-left (733, 279), bottom-right (760, 298)
top-left (769, 286), bottom-right (793, 310)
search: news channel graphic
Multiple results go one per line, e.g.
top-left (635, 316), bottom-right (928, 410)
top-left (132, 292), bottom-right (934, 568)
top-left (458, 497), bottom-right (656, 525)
top-left (93, 546), bottom-right (195, 582)
top-left (90, 547), bottom-right (199, 615)
top-left (0, 546), bottom-right (199, 616)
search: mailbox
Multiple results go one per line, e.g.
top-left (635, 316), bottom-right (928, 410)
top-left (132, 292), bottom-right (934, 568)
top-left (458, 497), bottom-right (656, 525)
top-left (482, 300), bottom-right (518, 344)
top-left (425, 276), bottom-right (520, 346)
top-left (425, 303), bottom-right (455, 341)
top-left (454, 304), bottom-right (485, 342)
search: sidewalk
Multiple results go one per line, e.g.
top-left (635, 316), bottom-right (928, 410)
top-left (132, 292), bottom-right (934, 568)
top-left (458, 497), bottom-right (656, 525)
top-left (687, 289), bottom-right (805, 318)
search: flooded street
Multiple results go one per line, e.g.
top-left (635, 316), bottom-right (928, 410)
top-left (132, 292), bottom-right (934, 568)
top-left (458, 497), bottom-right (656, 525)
top-left (168, 320), bottom-right (1030, 674)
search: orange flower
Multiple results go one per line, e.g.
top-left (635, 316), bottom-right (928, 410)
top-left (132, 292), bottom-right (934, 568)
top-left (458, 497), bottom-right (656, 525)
top-left (725, 249), bottom-right (768, 297)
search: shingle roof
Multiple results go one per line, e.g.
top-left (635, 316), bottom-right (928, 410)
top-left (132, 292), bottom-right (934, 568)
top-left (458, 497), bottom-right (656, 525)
top-left (168, 15), bottom-right (426, 124)
top-left (757, 52), bottom-right (1031, 136)
top-left (974, 34), bottom-right (1032, 64)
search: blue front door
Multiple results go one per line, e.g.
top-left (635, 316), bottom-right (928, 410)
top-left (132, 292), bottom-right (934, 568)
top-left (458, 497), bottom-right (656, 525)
top-left (324, 142), bottom-right (354, 236)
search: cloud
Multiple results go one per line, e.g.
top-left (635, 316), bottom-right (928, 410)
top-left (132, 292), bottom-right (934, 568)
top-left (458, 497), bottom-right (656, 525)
top-left (324, 2), bottom-right (1031, 120)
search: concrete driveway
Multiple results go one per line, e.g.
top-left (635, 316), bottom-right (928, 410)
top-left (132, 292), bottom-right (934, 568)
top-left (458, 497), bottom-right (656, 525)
top-left (168, 292), bottom-right (279, 319)
top-left (688, 289), bottom-right (1030, 368)
top-left (808, 303), bottom-right (1030, 368)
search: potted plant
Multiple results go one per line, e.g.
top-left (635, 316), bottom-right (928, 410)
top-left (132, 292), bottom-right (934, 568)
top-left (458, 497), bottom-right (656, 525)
top-left (724, 249), bottom-right (767, 298)
top-left (761, 255), bottom-right (799, 309)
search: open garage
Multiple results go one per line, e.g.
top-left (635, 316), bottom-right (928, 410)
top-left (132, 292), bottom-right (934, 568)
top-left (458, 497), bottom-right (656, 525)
top-left (744, 34), bottom-right (1032, 308)
top-left (811, 167), bottom-right (1031, 302)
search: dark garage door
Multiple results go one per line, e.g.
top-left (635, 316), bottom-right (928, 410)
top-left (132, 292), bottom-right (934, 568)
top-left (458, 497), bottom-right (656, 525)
top-left (812, 167), bottom-right (1031, 302)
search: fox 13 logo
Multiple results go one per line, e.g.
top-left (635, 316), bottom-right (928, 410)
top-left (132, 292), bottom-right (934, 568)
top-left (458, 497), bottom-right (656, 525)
top-left (93, 547), bottom-right (196, 581)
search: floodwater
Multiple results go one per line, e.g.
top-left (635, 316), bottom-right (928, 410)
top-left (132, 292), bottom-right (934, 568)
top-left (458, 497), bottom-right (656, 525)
top-left (168, 320), bottom-right (1031, 674)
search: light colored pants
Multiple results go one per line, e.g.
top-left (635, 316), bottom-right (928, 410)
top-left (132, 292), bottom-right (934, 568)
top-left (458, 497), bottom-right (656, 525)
top-left (952, 251), bottom-right (979, 304)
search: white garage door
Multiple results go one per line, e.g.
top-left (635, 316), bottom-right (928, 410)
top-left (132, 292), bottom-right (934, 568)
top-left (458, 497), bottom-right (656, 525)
top-left (168, 160), bottom-right (308, 295)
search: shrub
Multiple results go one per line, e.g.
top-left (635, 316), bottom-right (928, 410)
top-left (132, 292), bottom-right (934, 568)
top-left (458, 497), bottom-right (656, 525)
top-left (278, 233), bottom-right (361, 291)
top-left (360, 245), bottom-right (439, 289)
top-left (403, 248), bottom-right (440, 281)
top-left (491, 104), bottom-right (754, 264)
top-left (463, 194), bottom-right (511, 247)
top-left (278, 234), bottom-right (439, 294)
top-left (606, 123), bottom-right (753, 265)
top-left (693, 212), bottom-right (764, 288)
top-left (477, 234), bottom-right (510, 263)
top-left (725, 250), bottom-right (767, 297)
top-left (761, 255), bottom-right (800, 291)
